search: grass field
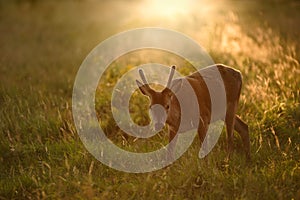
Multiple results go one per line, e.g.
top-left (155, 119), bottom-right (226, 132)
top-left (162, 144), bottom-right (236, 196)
top-left (0, 0), bottom-right (299, 199)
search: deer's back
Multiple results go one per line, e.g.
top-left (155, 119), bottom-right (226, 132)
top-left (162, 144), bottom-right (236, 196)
top-left (168, 64), bottom-right (242, 132)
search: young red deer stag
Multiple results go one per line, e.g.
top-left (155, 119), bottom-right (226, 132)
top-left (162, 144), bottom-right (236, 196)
top-left (136, 64), bottom-right (250, 160)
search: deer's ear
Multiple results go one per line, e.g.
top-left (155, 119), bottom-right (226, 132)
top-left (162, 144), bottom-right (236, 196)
top-left (136, 80), bottom-right (152, 96)
top-left (170, 79), bottom-right (182, 94)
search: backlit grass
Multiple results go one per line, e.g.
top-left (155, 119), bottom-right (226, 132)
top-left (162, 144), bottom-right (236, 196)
top-left (0, 0), bottom-right (299, 199)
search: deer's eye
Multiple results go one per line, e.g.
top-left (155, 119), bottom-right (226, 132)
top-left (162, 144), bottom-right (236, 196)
top-left (165, 105), bottom-right (170, 110)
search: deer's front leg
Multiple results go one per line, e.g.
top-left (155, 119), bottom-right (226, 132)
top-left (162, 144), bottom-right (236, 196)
top-left (167, 128), bottom-right (177, 162)
top-left (197, 117), bottom-right (209, 143)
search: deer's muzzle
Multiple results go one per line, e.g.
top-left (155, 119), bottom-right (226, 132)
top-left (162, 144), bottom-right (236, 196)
top-left (150, 104), bottom-right (167, 131)
top-left (154, 123), bottom-right (164, 131)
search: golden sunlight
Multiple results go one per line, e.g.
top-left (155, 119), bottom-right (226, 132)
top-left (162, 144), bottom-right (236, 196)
top-left (134, 0), bottom-right (221, 29)
top-left (141, 0), bottom-right (198, 19)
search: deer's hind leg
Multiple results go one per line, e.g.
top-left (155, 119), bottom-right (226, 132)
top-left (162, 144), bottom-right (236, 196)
top-left (234, 115), bottom-right (250, 160)
top-left (197, 117), bottom-right (209, 158)
top-left (225, 102), bottom-right (237, 158)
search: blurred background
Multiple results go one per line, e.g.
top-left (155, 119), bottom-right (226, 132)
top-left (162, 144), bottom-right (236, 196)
top-left (0, 0), bottom-right (299, 199)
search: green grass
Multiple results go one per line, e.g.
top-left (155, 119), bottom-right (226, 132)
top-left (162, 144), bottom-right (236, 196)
top-left (0, 0), bottom-right (299, 199)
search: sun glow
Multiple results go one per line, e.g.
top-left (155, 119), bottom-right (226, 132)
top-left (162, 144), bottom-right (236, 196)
top-left (141, 0), bottom-right (196, 19)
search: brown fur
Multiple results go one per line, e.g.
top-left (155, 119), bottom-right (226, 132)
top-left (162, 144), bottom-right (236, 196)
top-left (137, 64), bottom-right (250, 160)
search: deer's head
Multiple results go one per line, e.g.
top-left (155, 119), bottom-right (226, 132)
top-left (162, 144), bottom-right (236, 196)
top-left (136, 66), bottom-right (182, 131)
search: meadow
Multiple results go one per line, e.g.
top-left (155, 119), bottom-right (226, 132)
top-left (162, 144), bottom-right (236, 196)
top-left (0, 0), bottom-right (299, 199)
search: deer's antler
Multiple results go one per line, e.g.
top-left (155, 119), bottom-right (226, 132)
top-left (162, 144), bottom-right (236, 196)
top-left (166, 66), bottom-right (175, 88)
top-left (138, 69), bottom-right (148, 85)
